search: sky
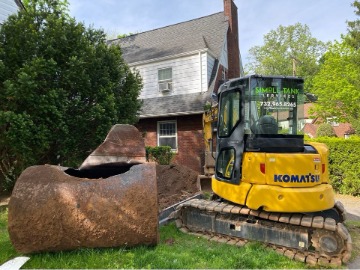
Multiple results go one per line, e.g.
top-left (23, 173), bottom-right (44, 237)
top-left (68, 0), bottom-right (357, 66)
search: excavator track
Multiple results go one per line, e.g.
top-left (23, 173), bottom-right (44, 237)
top-left (173, 198), bottom-right (352, 267)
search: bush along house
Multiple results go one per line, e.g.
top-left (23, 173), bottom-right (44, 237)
top-left (108, 0), bottom-right (243, 173)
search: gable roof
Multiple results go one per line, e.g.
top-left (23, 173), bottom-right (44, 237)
top-left (108, 12), bottom-right (228, 64)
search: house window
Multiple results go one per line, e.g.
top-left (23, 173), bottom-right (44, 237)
top-left (158, 67), bottom-right (172, 92)
top-left (327, 117), bottom-right (339, 127)
top-left (157, 121), bottom-right (177, 150)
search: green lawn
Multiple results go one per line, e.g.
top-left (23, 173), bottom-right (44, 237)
top-left (0, 207), bottom-right (312, 269)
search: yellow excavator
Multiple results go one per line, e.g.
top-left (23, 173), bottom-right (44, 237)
top-left (174, 74), bottom-right (352, 266)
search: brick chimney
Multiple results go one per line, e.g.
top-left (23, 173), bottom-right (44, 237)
top-left (224, 0), bottom-right (240, 79)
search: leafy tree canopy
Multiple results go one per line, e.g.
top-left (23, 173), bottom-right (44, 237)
top-left (311, 40), bottom-right (360, 124)
top-left (0, 0), bottom-right (142, 190)
top-left (345, 0), bottom-right (360, 49)
top-left (311, 1), bottom-right (360, 133)
top-left (246, 23), bottom-right (328, 90)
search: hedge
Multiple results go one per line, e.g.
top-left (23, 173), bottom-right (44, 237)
top-left (307, 136), bottom-right (360, 196)
top-left (145, 146), bottom-right (175, 165)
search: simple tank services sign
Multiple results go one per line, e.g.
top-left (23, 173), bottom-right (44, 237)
top-left (255, 86), bottom-right (300, 109)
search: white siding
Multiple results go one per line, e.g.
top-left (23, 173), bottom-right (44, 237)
top-left (0, 0), bottom-right (19, 25)
top-left (135, 52), bottom-right (209, 99)
top-left (200, 51), bottom-right (208, 92)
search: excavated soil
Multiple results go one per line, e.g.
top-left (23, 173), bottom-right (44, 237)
top-left (156, 164), bottom-right (200, 210)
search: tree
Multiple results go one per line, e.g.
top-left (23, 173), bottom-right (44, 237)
top-left (246, 23), bottom-right (328, 90)
top-left (310, 1), bottom-right (360, 132)
top-left (346, 1), bottom-right (360, 134)
top-left (311, 41), bottom-right (360, 124)
top-left (345, 0), bottom-right (360, 49)
top-left (0, 0), bottom-right (142, 191)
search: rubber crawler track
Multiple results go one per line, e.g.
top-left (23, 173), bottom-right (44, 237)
top-left (173, 199), bottom-right (352, 267)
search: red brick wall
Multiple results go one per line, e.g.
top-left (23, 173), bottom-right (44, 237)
top-left (224, 0), bottom-right (240, 79)
top-left (135, 118), bottom-right (157, 146)
top-left (214, 64), bottom-right (226, 94)
top-left (136, 114), bottom-right (205, 173)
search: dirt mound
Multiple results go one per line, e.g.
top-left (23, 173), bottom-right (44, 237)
top-left (157, 164), bottom-right (200, 210)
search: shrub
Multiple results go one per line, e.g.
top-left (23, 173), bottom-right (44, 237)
top-left (146, 146), bottom-right (175, 165)
top-left (308, 137), bottom-right (360, 196)
top-left (0, 159), bottom-right (18, 192)
top-left (316, 123), bottom-right (336, 137)
top-left (350, 118), bottom-right (360, 135)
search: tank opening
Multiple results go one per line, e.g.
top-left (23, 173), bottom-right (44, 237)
top-left (64, 162), bottom-right (143, 179)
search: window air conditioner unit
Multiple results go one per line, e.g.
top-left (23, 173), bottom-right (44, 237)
top-left (159, 82), bottom-right (172, 92)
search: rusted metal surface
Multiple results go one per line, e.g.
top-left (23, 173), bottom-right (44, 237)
top-left (8, 163), bottom-right (158, 254)
top-left (80, 124), bottom-right (146, 169)
top-left (8, 125), bottom-right (159, 254)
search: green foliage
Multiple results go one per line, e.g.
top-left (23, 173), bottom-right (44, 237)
top-left (309, 137), bottom-right (360, 196)
top-left (117, 33), bottom-right (133, 39)
top-left (312, 2), bottom-right (360, 131)
top-left (346, 1), bottom-right (360, 49)
top-left (350, 117), bottom-right (360, 135)
top-left (316, 123), bottom-right (337, 137)
top-left (311, 40), bottom-right (360, 124)
top-left (0, 0), bottom-right (142, 191)
top-left (146, 146), bottom-right (174, 165)
top-left (246, 23), bottom-right (328, 90)
top-left (0, 209), bottom-right (18, 264)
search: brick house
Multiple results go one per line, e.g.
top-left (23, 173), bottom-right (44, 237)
top-left (109, 0), bottom-right (242, 173)
top-left (302, 104), bottom-right (355, 138)
top-left (304, 121), bottom-right (354, 138)
top-left (0, 0), bottom-right (24, 26)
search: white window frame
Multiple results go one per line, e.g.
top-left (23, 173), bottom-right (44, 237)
top-left (327, 117), bottom-right (339, 127)
top-left (222, 68), bottom-right (226, 81)
top-left (158, 67), bottom-right (173, 92)
top-left (157, 120), bottom-right (178, 151)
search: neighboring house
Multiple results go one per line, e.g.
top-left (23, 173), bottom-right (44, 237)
top-left (302, 104), bottom-right (354, 138)
top-left (274, 101), bottom-right (354, 138)
top-left (0, 0), bottom-right (24, 26)
top-left (109, 0), bottom-right (242, 173)
top-left (272, 103), bottom-right (315, 133)
top-left (304, 121), bottom-right (354, 138)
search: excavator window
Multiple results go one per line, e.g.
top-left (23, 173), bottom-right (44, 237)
top-left (216, 148), bottom-right (235, 180)
top-left (218, 90), bottom-right (241, 137)
top-left (247, 77), bottom-right (304, 136)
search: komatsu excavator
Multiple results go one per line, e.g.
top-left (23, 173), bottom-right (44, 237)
top-left (174, 75), bottom-right (352, 266)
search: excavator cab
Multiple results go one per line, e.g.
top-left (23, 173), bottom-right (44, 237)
top-left (212, 75), bottom-right (335, 213)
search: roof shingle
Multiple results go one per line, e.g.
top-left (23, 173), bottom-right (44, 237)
top-left (108, 12), bottom-right (228, 64)
top-left (139, 92), bottom-right (212, 118)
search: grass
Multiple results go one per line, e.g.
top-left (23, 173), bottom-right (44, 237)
top-left (345, 220), bottom-right (360, 262)
top-left (1, 207), bottom-right (355, 269)
top-left (0, 208), bottom-right (18, 265)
